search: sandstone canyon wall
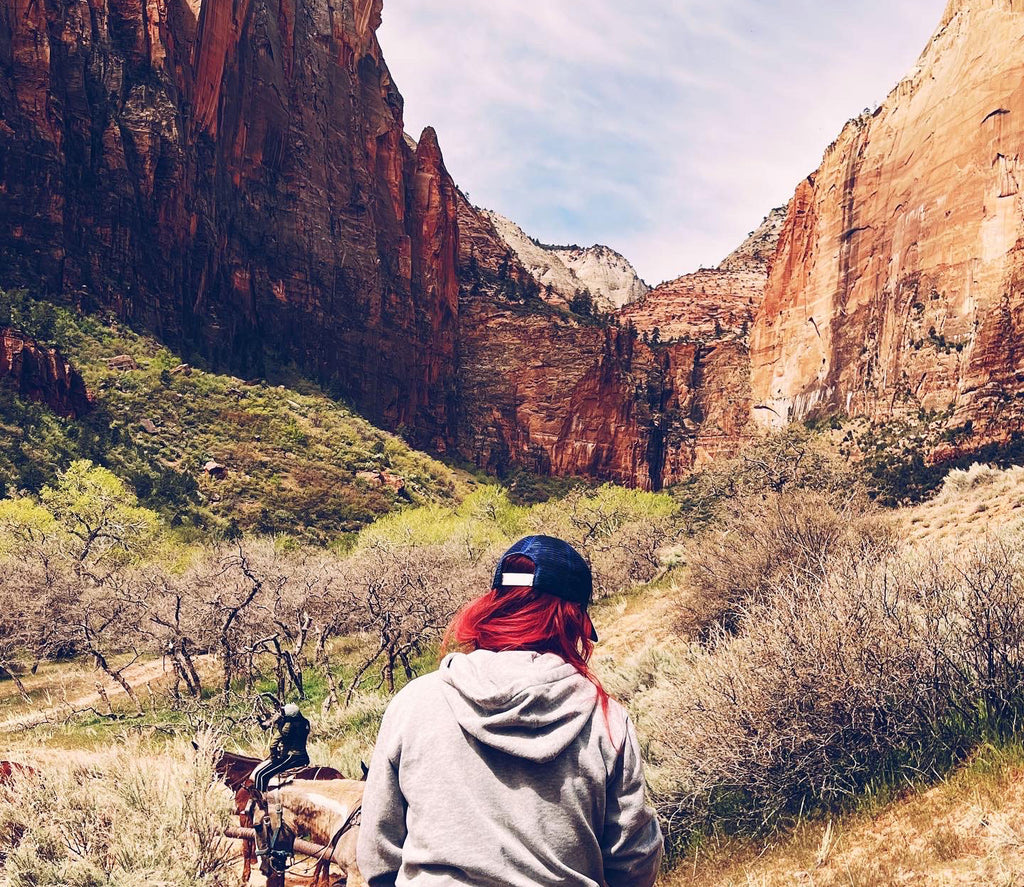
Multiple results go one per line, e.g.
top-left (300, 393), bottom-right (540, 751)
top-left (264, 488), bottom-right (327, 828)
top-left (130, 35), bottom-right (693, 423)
top-left (456, 195), bottom-right (755, 488)
top-left (0, 0), bottom-right (459, 449)
top-left (0, 0), bottom-right (760, 488)
top-left (620, 209), bottom-right (783, 343)
top-left (13, 0), bottom-right (1022, 488)
top-left (752, 0), bottom-right (1024, 451)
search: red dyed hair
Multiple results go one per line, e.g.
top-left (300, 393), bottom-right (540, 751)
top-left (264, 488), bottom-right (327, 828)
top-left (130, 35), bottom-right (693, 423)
top-left (442, 554), bottom-right (612, 723)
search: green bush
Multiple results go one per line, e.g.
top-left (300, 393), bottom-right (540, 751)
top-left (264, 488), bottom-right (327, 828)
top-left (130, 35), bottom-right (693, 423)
top-left (0, 288), bottom-right (462, 542)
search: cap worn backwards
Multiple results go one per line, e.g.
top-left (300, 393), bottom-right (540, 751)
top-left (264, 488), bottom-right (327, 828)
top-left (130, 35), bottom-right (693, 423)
top-left (492, 535), bottom-right (597, 641)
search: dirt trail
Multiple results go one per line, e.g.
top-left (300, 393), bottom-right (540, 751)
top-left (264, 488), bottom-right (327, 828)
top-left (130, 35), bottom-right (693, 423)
top-left (0, 657), bottom-right (175, 732)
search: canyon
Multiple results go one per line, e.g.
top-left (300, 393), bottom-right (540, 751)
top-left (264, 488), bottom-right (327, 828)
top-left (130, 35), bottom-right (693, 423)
top-left (456, 195), bottom-right (755, 487)
top-left (0, 0), bottom-right (757, 488)
top-left (620, 210), bottom-right (785, 343)
top-left (3, 0), bottom-right (1024, 486)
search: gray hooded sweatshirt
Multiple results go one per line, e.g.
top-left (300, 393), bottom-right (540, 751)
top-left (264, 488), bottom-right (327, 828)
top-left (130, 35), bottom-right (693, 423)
top-left (356, 649), bottom-right (663, 887)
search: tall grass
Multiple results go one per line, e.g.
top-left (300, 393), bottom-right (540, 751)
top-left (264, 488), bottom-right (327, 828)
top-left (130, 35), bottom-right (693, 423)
top-left (0, 735), bottom-right (235, 887)
top-left (647, 533), bottom-right (1024, 856)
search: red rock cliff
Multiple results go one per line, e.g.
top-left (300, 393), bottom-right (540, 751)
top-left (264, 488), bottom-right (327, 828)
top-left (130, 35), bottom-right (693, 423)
top-left (751, 0), bottom-right (1024, 448)
top-left (0, 329), bottom-right (92, 418)
top-left (455, 196), bottom-right (754, 488)
top-left (0, 0), bottom-right (459, 449)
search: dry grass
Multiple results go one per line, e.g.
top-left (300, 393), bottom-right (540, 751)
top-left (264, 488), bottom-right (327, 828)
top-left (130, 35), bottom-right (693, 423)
top-left (679, 490), bottom-right (893, 638)
top-left (904, 465), bottom-right (1024, 546)
top-left (658, 746), bottom-right (1024, 886)
top-left (0, 735), bottom-right (237, 887)
top-left (636, 464), bottom-right (1024, 886)
top-left (0, 656), bottom-right (192, 730)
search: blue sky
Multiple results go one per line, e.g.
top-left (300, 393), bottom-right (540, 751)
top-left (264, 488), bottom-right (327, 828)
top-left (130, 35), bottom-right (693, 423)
top-left (378, 1), bottom-right (945, 285)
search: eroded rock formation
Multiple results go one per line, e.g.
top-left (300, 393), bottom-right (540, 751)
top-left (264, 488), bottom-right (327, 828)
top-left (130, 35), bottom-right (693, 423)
top-left (0, 330), bottom-right (92, 418)
top-left (483, 210), bottom-right (649, 312)
top-left (620, 209), bottom-right (784, 343)
top-left (0, 0), bottom-right (765, 487)
top-left (13, 0), bottom-right (1022, 487)
top-left (751, 0), bottom-right (1024, 453)
top-left (0, 0), bottom-right (459, 449)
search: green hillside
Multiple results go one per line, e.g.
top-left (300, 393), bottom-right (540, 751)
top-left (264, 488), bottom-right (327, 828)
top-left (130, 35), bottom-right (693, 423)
top-left (0, 289), bottom-right (462, 543)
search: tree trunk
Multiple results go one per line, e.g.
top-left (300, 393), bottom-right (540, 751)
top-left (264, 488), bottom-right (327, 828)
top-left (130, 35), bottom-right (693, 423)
top-left (90, 648), bottom-right (144, 715)
top-left (0, 662), bottom-right (31, 703)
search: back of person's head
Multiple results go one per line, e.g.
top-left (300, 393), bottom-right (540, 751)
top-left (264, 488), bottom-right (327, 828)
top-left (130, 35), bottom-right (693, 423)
top-left (443, 538), bottom-right (608, 715)
top-left (444, 552), bottom-right (596, 660)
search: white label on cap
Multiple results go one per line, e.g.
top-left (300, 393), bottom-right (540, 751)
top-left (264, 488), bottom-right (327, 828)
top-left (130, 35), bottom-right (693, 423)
top-left (501, 572), bottom-right (535, 587)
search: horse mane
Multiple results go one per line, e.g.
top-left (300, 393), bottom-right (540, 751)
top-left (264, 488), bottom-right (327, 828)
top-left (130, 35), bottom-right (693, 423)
top-left (212, 749), bottom-right (262, 791)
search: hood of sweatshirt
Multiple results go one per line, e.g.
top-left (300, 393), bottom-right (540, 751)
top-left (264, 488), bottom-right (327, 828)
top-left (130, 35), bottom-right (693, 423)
top-left (438, 649), bottom-right (598, 763)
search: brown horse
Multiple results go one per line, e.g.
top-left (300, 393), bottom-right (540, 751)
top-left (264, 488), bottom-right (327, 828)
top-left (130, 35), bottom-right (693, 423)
top-left (211, 749), bottom-right (361, 885)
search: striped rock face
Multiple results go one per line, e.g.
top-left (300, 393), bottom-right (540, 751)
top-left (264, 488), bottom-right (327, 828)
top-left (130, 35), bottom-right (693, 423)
top-left (0, 0), bottom-right (459, 450)
top-left (751, 0), bottom-right (1024, 452)
top-left (0, 329), bottom-right (92, 418)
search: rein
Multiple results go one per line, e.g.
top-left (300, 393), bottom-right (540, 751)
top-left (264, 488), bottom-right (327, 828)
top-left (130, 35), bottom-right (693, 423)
top-left (310, 799), bottom-right (363, 884)
top-left (248, 783), bottom-right (363, 881)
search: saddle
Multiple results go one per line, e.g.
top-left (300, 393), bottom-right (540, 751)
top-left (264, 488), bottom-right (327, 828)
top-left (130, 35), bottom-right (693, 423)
top-left (247, 764), bottom-right (304, 792)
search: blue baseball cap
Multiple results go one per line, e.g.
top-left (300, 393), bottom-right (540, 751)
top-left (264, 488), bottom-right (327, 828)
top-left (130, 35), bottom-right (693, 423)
top-left (492, 535), bottom-right (598, 641)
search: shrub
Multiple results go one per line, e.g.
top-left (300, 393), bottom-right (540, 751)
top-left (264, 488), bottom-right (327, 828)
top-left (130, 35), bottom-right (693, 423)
top-left (680, 489), bottom-right (893, 637)
top-left (529, 485), bottom-right (680, 598)
top-left (0, 736), bottom-right (234, 886)
top-left (651, 534), bottom-right (1024, 850)
top-left (940, 461), bottom-right (1000, 497)
top-left (672, 428), bottom-right (864, 530)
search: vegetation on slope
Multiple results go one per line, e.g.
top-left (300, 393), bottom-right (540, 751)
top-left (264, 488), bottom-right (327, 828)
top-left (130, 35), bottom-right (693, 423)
top-left (0, 288), bottom-right (461, 542)
top-left (5, 290), bottom-right (1024, 886)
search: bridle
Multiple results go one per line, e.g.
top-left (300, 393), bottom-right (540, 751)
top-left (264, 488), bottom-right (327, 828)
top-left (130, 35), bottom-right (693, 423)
top-left (252, 783), bottom-right (363, 879)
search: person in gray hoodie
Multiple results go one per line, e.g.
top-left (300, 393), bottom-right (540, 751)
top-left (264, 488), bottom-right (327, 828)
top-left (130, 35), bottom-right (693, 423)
top-left (357, 535), bottom-right (664, 887)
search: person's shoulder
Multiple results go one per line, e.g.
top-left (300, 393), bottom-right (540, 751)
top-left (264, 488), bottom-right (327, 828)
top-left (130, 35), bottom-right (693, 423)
top-left (384, 669), bottom-right (446, 718)
top-left (597, 695), bottom-right (632, 751)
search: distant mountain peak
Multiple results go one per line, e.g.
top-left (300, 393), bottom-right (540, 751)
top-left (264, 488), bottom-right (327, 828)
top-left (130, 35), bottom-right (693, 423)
top-left (482, 210), bottom-right (649, 312)
top-left (718, 207), bottom-right (788, 273)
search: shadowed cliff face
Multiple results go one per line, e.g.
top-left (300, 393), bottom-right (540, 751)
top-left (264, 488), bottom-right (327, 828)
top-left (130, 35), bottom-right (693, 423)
top-left (752, 0), bottom-right (1024, 451)
top-left (16, 0), bottom-right (1024, 486)
top-left (4, 0), bottom-right (725, 487)
top-left (0, 0), bottom-right (459, 449)
top-left (0, 329), bottom-right (92, 418)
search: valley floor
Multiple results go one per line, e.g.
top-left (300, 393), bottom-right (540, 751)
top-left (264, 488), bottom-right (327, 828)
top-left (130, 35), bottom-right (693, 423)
top-left (6, 462), bottom-right (1024, 885)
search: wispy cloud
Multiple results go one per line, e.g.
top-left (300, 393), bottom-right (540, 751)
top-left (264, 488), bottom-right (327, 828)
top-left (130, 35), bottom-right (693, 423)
top-left (379, 0), bottom-right (943, 284)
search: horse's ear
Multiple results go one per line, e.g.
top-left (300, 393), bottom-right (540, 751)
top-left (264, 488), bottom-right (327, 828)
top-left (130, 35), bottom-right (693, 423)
top-left (360, 761), bottom-right (369, 780)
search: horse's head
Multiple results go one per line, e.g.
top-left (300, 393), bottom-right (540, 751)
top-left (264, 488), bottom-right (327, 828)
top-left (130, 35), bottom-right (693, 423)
top-left (209, 748), bottom-right (262, 791)
top-left (251, 778), bottom-right (367, 886)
